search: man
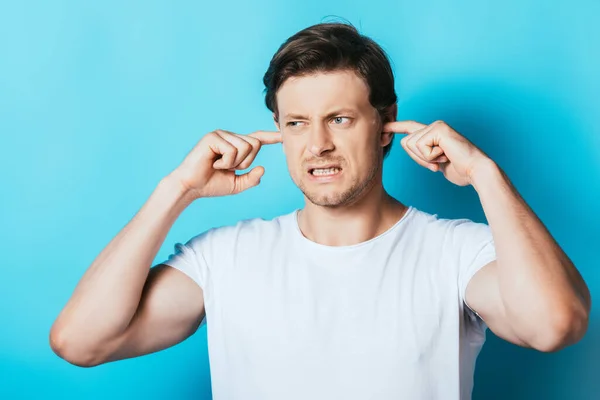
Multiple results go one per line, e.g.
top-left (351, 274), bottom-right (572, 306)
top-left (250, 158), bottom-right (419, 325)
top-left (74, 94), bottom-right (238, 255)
top-left (50, 23), bottom-right (591, 399)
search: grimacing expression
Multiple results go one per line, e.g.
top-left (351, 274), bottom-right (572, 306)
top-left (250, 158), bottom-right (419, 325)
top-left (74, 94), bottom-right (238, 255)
top-left (275, 70), bottom-right (393, 207)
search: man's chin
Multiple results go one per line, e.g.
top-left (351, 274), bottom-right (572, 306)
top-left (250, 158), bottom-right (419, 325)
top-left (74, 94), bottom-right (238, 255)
top-left (294, 175), bottom-right (369, 207)
top-left (302, 188), bottom-right (355, 208)
top-left (306, 197), bottom-right (344, 207)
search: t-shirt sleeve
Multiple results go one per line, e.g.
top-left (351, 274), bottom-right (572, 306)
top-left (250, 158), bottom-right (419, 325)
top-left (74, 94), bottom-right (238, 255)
top-left (160, 230), bottom-right (212, 290)
top-left (452, 219), bottom-right (497, 320)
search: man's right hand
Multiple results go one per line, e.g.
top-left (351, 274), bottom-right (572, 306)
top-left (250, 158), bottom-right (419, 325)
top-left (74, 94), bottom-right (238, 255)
top-left (172, 129), bottom-right (282, 199)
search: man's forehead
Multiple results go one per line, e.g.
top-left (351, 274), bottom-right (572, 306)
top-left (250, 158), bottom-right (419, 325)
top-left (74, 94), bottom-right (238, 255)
top-left (276, 71), bottom-right (372, 116)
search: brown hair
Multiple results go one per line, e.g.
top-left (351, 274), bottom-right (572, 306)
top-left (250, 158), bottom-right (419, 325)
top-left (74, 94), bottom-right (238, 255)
top-left (263, 22), bottom-right (398, 157)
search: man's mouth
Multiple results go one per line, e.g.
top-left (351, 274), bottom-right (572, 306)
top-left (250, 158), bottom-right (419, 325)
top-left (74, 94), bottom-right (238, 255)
top-left (310, 167), bottom-right (342, 176)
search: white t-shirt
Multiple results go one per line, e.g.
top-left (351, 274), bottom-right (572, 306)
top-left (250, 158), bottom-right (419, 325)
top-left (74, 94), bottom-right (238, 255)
top-left (161, 206), bottom-right (496, 400)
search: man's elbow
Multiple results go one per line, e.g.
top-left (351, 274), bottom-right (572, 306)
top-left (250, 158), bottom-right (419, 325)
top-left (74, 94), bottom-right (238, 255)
top-left (531, 304), bottom-right (589, 353)
top-left (49, 325), bottom-right (105, 368)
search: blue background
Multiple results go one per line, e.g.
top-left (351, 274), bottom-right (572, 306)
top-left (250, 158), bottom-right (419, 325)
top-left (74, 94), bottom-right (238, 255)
top-left (1, 1), bottom-right (598, 399)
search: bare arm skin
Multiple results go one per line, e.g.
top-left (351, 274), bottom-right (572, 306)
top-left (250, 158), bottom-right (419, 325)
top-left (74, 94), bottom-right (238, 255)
top-left (49, 130), bottom-right (282, 367)
top-left (384, 120), bottom-right (591, 352)
top-left (465, 160), bottom-right (591, 352)
top-left (49, 176), bottom-right (201, 367)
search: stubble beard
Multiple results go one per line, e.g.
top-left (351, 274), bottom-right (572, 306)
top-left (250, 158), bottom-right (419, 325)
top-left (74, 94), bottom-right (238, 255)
top-left (295, 152), bottom-right (382, 208)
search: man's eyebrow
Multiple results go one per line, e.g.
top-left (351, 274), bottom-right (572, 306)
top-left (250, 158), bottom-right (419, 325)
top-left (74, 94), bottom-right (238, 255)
top-left (283, 113), bottom-right (308, 120)
top-left (283, 109), bottom-right (358, 120)
top-left (322, 109), bottom-right (357, 119)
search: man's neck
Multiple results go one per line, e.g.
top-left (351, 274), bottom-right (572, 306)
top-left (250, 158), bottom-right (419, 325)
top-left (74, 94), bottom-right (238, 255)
top-left (297, 185), bottom-right (408, 247)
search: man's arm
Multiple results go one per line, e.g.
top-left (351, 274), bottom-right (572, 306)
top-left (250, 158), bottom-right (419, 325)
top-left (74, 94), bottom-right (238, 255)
top-left (382, 119), bottom-right (591, 352)
top-left (49, 176), bottom-right (201, 367)
top-left (99, 264), bottom-right (206, 364)
top-left (49, 129), bottom-right (281, 367)
top-left (465, 159), bottom-right (591, 352)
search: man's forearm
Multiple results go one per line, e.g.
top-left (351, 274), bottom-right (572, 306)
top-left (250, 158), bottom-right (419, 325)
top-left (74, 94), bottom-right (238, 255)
top-left (470, 159), bottom-right (590, 346)
top-left (50, 173), bottom-right (194, 360)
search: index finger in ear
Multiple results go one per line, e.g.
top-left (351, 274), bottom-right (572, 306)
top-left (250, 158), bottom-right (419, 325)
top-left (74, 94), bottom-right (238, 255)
top-left (248, 130), bottom-right (282, 144)
top-left (382, 121), bottom-right (427, 135)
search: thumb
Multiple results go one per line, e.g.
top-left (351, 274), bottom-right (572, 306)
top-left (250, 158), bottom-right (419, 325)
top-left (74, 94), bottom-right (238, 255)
top-left (232, 166), bottom-right (265, 194)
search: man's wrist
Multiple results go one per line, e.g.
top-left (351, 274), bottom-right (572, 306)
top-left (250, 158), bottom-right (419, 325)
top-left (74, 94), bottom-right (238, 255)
top-left (468, 157), bottom-right (502, 192)
top-left (159, 171), bottom-right (198, 207)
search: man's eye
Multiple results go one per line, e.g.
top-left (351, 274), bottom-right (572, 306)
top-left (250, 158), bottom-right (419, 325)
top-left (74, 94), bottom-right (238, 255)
top-left (287, 121), bottom-right (304, 127)
top-left (332, 117), bottom-right (350, 124)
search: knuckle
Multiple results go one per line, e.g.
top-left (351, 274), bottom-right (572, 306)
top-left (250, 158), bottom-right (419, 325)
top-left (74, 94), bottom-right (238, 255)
top-left (248, 136), bottom-right (261, 147)
top-left (238, 160), bottom-right (252, 169)
top-left (226, 145), bottom-right (238, 157)
top-left (432, 120), bottom-right (446, 128)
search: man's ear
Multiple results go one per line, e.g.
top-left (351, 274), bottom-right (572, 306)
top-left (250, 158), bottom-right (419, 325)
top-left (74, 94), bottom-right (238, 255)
top-left (380, 103), bottom-right (398, 147)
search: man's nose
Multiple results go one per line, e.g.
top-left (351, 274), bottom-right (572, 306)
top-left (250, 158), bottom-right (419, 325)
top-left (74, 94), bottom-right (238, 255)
top-left (306, 123), bottom-right (335, 156)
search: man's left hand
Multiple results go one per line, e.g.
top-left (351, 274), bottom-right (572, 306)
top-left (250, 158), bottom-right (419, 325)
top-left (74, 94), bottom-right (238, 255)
top-left (383, 120), bottom-right (492, 187)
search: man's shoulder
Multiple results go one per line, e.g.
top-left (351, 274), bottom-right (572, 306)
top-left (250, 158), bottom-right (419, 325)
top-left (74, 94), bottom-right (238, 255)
top-left (405, 206), bottom-right (448, 231)
top-left (408, 207), bottom-right (492, 250)
top-left (204, 210), bottom-right (297, 241)
top-left (405, 206), bottom-right (490, 238)
top-left (409, 206), bottom-right (485, 225)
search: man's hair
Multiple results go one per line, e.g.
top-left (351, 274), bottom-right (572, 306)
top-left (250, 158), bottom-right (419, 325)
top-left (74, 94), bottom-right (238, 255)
top-left (263, 22), bottom-right (398, 158)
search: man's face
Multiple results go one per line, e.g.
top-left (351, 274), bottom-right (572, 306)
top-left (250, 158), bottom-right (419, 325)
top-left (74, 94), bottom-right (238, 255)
top-left (275, 70), bottom-right (392, 207)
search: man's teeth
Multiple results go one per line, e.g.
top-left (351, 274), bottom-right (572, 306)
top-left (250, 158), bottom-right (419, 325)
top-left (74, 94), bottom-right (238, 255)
top-left (312, 167), bottom-right (341, 176)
